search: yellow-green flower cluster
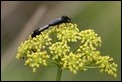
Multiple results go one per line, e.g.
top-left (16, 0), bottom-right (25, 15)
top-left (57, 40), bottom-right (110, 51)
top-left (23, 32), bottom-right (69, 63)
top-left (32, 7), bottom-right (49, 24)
top-left (56, 23), bottom-right (80, 42)
top-left (49, 42), bottom-right (70, 60)
top-left (78, 29), bottom-right (101, 48)
top-left (61, 52), bottom-right (86, 74)
top-left (25, 51), bottom-right (49, 72)
top-left (16, 23), bottom-right (117, 77)
top-left (96, 56), bottom-right (117, 77)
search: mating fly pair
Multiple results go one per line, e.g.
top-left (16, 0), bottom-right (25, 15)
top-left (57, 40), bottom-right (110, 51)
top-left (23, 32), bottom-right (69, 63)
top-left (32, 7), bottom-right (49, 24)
top-left (31, 16), bottom-right (71, 38)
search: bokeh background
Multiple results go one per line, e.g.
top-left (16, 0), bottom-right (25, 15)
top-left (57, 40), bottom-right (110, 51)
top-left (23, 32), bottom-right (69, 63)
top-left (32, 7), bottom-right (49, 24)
top-left (1, 1), bottom-right (121, 81)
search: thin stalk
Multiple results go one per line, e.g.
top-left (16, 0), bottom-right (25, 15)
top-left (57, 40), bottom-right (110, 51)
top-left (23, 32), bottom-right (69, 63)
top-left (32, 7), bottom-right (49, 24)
top-left (56, 66), bottom-right (62, 81)
top-left (73, 42), bottom-right (82, 53)
top-left (83, 66), bottom-right (100, 68)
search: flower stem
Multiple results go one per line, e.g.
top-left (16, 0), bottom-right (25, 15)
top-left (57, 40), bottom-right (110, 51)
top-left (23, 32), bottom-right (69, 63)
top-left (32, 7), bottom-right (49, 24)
top-left (73, 42), bottom-right (82, 53)
top-left (84, 66), bottom-right (100, 68)
top-left (56, 66), bottom-right (62, 81)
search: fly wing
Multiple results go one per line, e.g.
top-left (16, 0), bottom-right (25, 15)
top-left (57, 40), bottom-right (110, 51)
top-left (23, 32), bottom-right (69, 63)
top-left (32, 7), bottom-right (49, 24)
top-left (38, 25), bottom-right (49, 32)
top-left (48, 18), bottom-right (62, 26)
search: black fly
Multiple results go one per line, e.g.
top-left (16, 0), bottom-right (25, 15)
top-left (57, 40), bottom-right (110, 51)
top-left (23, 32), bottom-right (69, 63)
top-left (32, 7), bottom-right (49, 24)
top-left (31, 15), bottom-right (71, 38)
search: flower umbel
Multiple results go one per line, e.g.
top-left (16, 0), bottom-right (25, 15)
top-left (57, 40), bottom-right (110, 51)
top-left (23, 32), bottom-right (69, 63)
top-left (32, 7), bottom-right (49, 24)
top-left (61, 52), bottom-right (85, 74)
top-left (16, 23), bottom-right (117, 78)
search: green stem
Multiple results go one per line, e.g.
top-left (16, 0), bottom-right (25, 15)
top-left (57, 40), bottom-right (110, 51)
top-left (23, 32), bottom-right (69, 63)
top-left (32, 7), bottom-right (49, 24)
top-left (45, 47), bottom-right (53, 57)
top-left (56, 66), bottom-right (62, 81)
top-left (83, 66), bottom-right (100, 68)
top-left (73, 42), bottom-right (82, 53)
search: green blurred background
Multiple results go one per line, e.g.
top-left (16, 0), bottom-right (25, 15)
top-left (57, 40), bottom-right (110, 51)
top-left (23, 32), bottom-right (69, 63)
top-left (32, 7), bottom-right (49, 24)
top-left (1, 1), bottom-right (121, 81)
